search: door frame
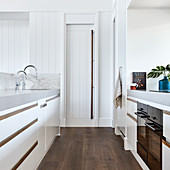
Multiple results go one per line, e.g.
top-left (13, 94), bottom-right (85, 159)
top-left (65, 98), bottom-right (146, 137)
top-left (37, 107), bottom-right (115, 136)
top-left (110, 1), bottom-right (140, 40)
top-left (111, 4), bottom-right (119, 130)
top-left (61, 13), bottom-right (99, 127)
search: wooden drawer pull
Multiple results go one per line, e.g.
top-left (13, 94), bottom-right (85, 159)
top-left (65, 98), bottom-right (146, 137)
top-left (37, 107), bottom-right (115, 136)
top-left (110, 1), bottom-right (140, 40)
top-left (0, 103), bottom-right (38, 121)
top-left (0, 118), bottom-right (38, 148)
top-left (127, 113), bottom-right (137, 123)
top-left (163, 110), bottom-right (170, 116)
top-left (127, 98), bottom-right (137, 103)
top-left (12, 141), bottom-right (38, 170)
top-left (46, 94), bottom-right (60, 102)
top-left (162, 139), bottom-right (170, 148)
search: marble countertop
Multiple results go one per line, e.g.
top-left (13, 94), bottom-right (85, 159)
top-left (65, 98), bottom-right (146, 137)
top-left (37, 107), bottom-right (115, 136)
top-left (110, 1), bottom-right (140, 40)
top-left (127, 89), bottom-right (170, 111)
top-left (0, 89), bottom-right (60, 111)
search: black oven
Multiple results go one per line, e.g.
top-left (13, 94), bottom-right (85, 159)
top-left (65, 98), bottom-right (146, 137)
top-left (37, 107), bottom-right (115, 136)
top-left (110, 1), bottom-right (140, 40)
top-left (135, 102), bottom-right (163, 170)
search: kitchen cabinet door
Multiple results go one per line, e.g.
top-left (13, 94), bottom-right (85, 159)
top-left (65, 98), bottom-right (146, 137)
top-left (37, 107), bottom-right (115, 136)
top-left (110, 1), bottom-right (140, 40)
top-left (0, 134), bottom-right (23, 170)
top-left (127, 115), bottom-right (137, 151)
top-left (52, 97), bottom-right (60, 133)
top-left (162, 142), bottom-right (170, 170)
top-left (163, 113), bottom-right (170, 141)
top-left (45, 96), bottom-right (60, 149)
top-left (17, 125), bottom-right (38, 170)
top-left (0, 102), bottom-right (38, 170)
top-left (37, 99), bottom-right (47, 161)
top-left (127, 99), bottom-right (137, 119)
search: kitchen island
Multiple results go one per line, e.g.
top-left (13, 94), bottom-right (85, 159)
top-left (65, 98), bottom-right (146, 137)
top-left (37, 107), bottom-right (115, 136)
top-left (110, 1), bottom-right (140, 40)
top-left (0, 89), bottom-right (60, 170)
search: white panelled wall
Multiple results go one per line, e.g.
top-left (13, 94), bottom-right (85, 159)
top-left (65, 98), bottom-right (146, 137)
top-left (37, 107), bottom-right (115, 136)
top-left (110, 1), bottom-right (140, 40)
top-left (29, 12), bottom-right (62, 73)
top-left (0, 19), bottom-right (29, 73)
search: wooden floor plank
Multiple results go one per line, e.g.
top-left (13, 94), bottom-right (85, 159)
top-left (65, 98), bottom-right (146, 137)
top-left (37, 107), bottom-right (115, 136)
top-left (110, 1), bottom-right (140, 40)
top-left (38, 128), bottom-right (142, 170)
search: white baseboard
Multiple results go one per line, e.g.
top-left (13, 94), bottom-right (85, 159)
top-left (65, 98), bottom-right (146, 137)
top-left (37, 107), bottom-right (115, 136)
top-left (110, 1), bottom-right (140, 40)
top-left (60, 118), bottom-right (66, 127)
top-left (115, 125), bottom-right (121, 135)
top-left (124, 137), bottom-right (130, 150)
top-left (66, 119), bottom-right (98, 127)
top-left (98, 118), bottom-right (112, 127)
top-left (65, 118), bottom-right (112, 127)
top-left (112, 120), bottom-right (115, 128)
top-left (64, 118), bottom-right (112, 127)
top-left (131, 150), bottom-right (149, 170)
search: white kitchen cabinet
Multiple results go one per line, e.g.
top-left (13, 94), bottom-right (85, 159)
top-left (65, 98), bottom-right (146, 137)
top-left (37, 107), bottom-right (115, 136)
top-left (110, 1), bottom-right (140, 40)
top-left (162, 112), bottom-right (170, 170)
top-left (0, 102), bottom-right (38, 170)
top-left (0, 132), bottom-right (23, 170)
top-left (127, 99), bottom-right (137, 119)
top-left (127, 99), bottom-right (137, 151)
top-left (17, 144), bottom-right (38, 170)
top-left (162, 141), bottom-right (170, 170)
top-left (18, 124), bottom-right (38, 170)
top-left (45, 96), bottom-right (60, 150)
top-left (127, 115), bottom-right (137, 151)
top-left (0, 102), bottom-right (37, 142)
top-left (163, 113), bottom-right (170, 141)
top-left (0, 94), bottom-right (60, 170)
top-left (37, 99), bottom-right (47, 162)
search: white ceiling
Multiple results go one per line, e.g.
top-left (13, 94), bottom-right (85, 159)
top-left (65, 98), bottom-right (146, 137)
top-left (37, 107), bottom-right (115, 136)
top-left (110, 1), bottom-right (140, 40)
top-left (0, 0), bottom-right (114, 12)
top-left (129, 0), bottom-right (170, 9)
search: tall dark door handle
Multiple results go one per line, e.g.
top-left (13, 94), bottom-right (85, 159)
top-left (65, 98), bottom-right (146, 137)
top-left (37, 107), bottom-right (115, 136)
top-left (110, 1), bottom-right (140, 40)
top-left (91, 30), bottom-right (94, 119)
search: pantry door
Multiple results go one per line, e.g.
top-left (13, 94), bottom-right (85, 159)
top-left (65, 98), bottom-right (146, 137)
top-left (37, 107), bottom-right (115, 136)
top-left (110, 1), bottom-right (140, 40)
top-left (66, 24), bottom-right (96, 127)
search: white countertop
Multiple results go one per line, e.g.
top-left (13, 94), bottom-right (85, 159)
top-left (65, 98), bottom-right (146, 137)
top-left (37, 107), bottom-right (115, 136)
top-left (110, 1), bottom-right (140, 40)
top-left (0, 89), bottom-right (60, 111)
top-left (127, 89), bottom-right (170, 111)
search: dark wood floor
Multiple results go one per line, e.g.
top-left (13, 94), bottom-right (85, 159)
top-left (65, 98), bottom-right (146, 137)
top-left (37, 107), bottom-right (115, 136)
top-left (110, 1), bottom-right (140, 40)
top-left (38, 128), bottom-right (142, 170)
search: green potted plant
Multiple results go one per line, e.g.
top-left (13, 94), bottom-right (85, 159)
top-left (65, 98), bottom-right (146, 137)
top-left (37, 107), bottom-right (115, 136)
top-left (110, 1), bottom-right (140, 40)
top-left (147, 64), bottom-right (170, 90)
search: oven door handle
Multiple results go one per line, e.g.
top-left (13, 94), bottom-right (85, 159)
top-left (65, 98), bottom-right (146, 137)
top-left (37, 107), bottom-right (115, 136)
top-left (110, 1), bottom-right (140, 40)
top-left (134, 112), bottom-right (150, 118)
top-left (145, 123), bottom-right (162, 131)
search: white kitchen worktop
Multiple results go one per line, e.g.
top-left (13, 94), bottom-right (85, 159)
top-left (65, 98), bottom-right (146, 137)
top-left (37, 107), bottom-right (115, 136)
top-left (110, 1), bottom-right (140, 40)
top-left (0, 89), bottom-right (60, 111)
top-left (127, 89), bottom-right (170, 111)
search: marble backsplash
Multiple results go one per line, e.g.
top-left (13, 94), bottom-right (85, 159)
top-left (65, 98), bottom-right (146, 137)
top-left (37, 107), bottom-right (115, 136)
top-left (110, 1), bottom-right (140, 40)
top-left (0, 72), bottom-right (60, 90)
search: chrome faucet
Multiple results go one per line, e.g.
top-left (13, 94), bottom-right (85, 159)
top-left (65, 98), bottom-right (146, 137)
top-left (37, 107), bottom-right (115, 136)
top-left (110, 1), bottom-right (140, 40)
top-left (24, 65), bottom-right (38, 79)
top-left (15, 71), bottom-right (27, 91)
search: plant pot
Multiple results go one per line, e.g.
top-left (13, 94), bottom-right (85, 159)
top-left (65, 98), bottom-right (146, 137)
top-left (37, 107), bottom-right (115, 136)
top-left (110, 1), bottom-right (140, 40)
top-left (159, 76), bottom-right (170, 90)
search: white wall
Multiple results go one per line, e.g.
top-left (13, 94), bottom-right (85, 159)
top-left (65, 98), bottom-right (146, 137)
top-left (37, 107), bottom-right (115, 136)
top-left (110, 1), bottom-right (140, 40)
top-left (0, 17), bottom-right (29, 73)
top-left (127, 9), bottom-right (170, 90)
top-left (29, 12), bottom-right (62, 73)
top-left (98, 12), bottom-right (112, 126)
top-left (113, 0), bottom-right (127, 135)
top-left (0, 0), bottom-right (113, 12)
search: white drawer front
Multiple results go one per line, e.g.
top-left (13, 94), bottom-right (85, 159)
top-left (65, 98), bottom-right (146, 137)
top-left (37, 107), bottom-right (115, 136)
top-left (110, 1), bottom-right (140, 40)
top-left (0, 104), bottom-right (38, 141)
top-left (163, 113), bottom-right (170, 140)
top-left (163, 142), bottom-right (170, 170)
top-left (127, 116), bottom-right (137, 151)
top-left (0, 133), bottom-right (23, 170)
top-left (127, 100), bottom-right (137, 119)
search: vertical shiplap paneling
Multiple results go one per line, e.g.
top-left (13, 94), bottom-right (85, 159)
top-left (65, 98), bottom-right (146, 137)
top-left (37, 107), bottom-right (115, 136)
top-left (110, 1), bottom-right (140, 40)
top-left (20, 20), bottom-right (29, 70)
top-left (55, 13), bottom-right (62, 73)
top-left (29, 12), bottom-right (36, 68)
top-left (35, 12), bottom-right (43, 73)
top-left (49, 12), bottom-right (56, 73)
top-left (8, 21), bottom-right (15, 73)
top-left (42, 12), bottom-right (50, 73)
top-left (0, 21), bottom-right (3, 71)
top-left (2, 21), bottom-right (9, 72)
top-left (14, 21), bottom-right (21, 72)
top-left (0, 19), bottom-right (29, 73)
top-left (29, 12), bottom-right (62, 74)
